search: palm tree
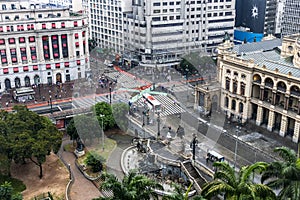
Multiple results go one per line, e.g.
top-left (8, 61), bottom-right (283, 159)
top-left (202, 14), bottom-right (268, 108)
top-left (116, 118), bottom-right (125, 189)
top-left (261, 146), bottom-right (300, 200)
top-left (162, 182), bottom-right (206, 200)
top-left (201, 161), bottom-right (276, 200)
top-left (94, 170), bottom-right (163, 200)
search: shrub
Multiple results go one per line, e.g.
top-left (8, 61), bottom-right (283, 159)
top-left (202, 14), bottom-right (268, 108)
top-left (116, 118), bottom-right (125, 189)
top-left (85, 152), bottom-right (105, 173)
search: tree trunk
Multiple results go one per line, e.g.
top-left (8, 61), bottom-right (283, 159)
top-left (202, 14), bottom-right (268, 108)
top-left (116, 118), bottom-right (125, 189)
top-left (39, 163), bottom-right (43, 179)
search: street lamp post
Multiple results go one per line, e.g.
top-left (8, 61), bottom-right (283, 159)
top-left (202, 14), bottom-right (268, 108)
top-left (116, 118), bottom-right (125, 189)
top-left (99, 114), bottom-right (105, 150)
top-left (157, 111), bottom-right (160, 139)
top-left (185, 67), bottom-right (189, 101)
top-left (190, 134), bottom-right (198, 160)
top-left (234, 126), bottom-right (241, 169)
top-left (109, 87), bottom-right (112, 105)
top-left (49, 95), bottom-right (53, 114)
top-left (38, 78), bottom-right (41, 99)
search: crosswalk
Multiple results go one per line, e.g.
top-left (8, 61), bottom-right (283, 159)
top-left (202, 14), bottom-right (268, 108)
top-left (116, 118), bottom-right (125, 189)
top-left (136, 94), bottom-right (185, 117)
top-left (106, 71), bottom-right (150, 89)
top-left (72, 92), bottom-right (130, 109)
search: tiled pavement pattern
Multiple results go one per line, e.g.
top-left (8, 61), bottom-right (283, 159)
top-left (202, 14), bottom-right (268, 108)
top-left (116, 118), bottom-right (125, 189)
top-left (105, 71), bottom-right (150, 89)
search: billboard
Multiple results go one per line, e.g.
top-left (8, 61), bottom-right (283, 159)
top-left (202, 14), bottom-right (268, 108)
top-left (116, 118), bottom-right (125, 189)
top-left (235, 0), bottom-right (266, 33)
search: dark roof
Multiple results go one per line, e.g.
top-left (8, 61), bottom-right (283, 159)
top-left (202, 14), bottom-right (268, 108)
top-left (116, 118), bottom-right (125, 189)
top-left (232, 38), bottom-right (282, 55)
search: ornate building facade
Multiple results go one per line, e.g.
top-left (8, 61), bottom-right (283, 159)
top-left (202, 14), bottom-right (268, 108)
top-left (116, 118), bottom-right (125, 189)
top-left (195, 34), bottom-right (300, 143)
top-left (0, 1), bottom-right (89, 92)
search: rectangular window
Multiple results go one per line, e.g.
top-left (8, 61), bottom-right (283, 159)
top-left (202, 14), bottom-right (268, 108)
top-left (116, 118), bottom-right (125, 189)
top-left (74, 21), bottom-right (78, 27)
top-left (9, 38), bottom-right (15, 44)
top-left (42, 23), bottom-right (46, 29)
top-left (0, 26), bottom-right (3, 32)
top-left (29, 36), bottom-right (35, 42)
top-left (61, 22), bottom-right (65, 28)
top-left (75, 33), bottom-right (79, 39)
top-left (46, 64), bottom-right (51, 69)
top-left (19, 37), bottom-right (25, 43)
top-left (0, 39), bottom-right (5, 45)
top-left (52, 23), bottom-right (56, 28)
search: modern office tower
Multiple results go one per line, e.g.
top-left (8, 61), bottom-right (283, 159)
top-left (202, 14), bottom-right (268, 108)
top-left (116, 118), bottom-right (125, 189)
top-left (89, 0), bottom-right (235, 68)
top-left (281, 0), bottom-right (300, 36)
top-left (195, 33), bottom-right (300, 143)
top-left (123, 0), bottom-right (235, 68)
top-left (0, 1), bottom-right (89, 92)
top-left (274, 0), bottom-right (285, 35)
top-left (48, 0), bottom-right (83, 12)
top-left (89, 0), bottom-right (129, 55)
top-left (235, 0), bottom-right (277, 34)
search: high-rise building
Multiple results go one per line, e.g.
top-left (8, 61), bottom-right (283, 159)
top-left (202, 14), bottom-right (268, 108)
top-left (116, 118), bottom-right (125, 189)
top-left (235, 0), bottom-right (277, 34)
top-left (0, 1), bottom-right (89, 92)
top-left (90, 0), bottom-right (235, 68)
top-left (49, 0), bottom-right (83, 12)
top-left (281, 0), bottom-right (300, 36)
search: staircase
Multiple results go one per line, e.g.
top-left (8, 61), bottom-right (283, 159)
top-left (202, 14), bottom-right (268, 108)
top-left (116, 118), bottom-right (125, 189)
top-left (182, 160), bottom-right (207, 192)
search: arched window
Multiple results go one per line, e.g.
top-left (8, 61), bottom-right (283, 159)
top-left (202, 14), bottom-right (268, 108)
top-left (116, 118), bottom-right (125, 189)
top-left (277, 81), bottom-right (286, 92)
top-left (290, 85), bottom-right (300, 96)
top-left (233, 80), bottom-right (238, 94)
top-left (225, 77), bottom-right (230, 90)
top-left (225, 97), bottom-right (229, 108)
top-left (239, 102), bottom-right (244, 113)
top-left (24, 76), bottom-right (30, 87)
top-left (15, 77), bottom-right (21, 88)
top-left (231, 99), bottom-right (236, 110)
top-left (264, 77), bottom-right (274, 88)
top-left (253, 74), bottom-right (261, 83)
top-left (240, 82), bottom-right (245, 96)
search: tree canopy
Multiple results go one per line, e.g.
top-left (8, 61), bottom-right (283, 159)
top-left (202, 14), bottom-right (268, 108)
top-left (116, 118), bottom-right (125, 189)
top-left (0, 105), bottom-right (63, 178)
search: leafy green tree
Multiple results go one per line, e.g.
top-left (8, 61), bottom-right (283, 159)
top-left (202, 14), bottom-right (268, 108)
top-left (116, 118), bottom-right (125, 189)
top-left (5, 105), bottom-right (63, 178)
top-left (66, 118), bottom-right (79, 144)
top-left (0, 181), bottom-right (22, 200)
top-left (94, 170), bottom-right (163, 200)
top-left (73, 114), bottom-right (100, 144)
top-left (85, 151), bottom-right (105, 173)
top-left (112, 103), bottom-right (129, 131)
top-left (201, 161), bottom-right (276, 200)
top-left (93, 102), bottom-right (115, 129)
top-left (261, 146), bottom-right (300, 200)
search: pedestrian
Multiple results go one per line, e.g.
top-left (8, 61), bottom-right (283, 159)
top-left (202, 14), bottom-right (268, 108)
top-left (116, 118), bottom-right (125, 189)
top-left (6, 102), bottom-right (8, 107)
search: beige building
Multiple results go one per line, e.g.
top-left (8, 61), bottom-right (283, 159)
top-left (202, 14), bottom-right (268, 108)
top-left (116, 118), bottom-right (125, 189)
top-left (0, 1), bottom-right (89, 92)
top-left (195, 34), bottom-right (300, 143)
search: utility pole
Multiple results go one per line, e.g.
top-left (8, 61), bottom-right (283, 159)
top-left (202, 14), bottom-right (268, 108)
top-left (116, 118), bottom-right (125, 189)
top-left (157, 111), bottom-right (160, 139)
top-left (234, 126), bottom-right (241, 169)
top-left (109, 87), bottom-right (112, 105)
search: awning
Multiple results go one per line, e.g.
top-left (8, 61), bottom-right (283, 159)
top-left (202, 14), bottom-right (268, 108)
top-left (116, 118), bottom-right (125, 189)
top-left (46, 64), bottom-right (51, 69)
top-left (75, 33), bottom-right (79, 38)
top-left (22, 56), bottom-right (27, 60)
top-left (53, 44), bottom-right (58, 48)
top-left (13, 67), bottom-right (19, 72)
top-left (62, 34), bottom-right (67, 39)
top-left (0, 39), bottom-right (4, 44)
top-left (62, 43), bottom-right (67, 47)
top-left (75, 42), bottom-right (79, 46)
top-left (12, 57), bottom-right (17, 62)
top-left (31, 24), bottom-right (34, 29)
top-left (64, 62), bottom-right (69, 67)
top-left (54, 53), bottom-right (59, 57)
top-left (23, 66), bottom-right (28, 71)
top-left (29, 37), bottom-right (35, 42)
top-left (19, 37), bottom-right (25, 42)
top-left (32, 55), bottom-right (36, 60)
top-left (3, 68), bottom-right (8, 73)
top-left (52, 35), bottom-right (57, 39)
top-left (2, 58), bottom-right (7, 62)
top-left (9, 38), bottom-right (15, 43)
top-left (33, 65), bottom-right (38, 70)
top-left (55, 63), bottom-right (60, 68)
top-left (76, 60), bottom-right (80, 65)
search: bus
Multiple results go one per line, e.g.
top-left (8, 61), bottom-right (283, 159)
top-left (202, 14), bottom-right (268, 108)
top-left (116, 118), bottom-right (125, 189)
top-left (142, 93), bottom-right (161, 112)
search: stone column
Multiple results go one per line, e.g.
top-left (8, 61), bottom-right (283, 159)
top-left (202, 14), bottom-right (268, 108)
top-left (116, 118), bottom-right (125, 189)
top-left (256, 106), bottom-right (263, 126)
top-left (48, 36), bottom-right (53, 61)
top-left (259, 87), bottom-right (264, 100)
top-left (271, 91), bottom-right (276, 105)
top-left (293, 120), bottom-right (300, 143)
top-left (284, 96), bottom-right (289, 110)
top-left (36, 35), bottom-right (44, 62)
top-left (5, 39), bottom-right (11, 64)
top-left (267, 110), bottom-right (275, 131)
top-left (293, 119), bottom-right (300, 143)
top-left (279, 115), bottom-right (288, 137)
top-left (58, 34), bottom-right (63, 60)
top-left (298, 100), bottom-right (300, 115)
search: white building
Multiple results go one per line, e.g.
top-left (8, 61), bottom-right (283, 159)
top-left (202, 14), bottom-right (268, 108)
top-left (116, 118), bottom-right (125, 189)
top-left (90, 0), bottom-right (236, 68)
top-left (48, 0), bottom-right (83, 12)
top-left (281, 0), bottom-right (300, 36)
top-left (0, 0), bottom-right (89, 92)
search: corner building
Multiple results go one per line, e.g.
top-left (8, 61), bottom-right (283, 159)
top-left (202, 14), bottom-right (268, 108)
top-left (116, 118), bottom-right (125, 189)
top-left (216, 34), bottom-right (300, 143)
top-left (0, 1), bottom-right (89, 92)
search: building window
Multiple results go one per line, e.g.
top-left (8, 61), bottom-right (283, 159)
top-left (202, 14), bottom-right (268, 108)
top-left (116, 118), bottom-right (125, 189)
top-left (232, 80), bottom-right (237, 94)
top-left (61, 22), bottom-right (65, 28)
top-left (0, 39), bottom-right (5, 45)
top-left (225, 97), bottom-right (229, 108)
top-left (46, 64), bottom-right (51, 69)
top-left (225, 78), bottom-right (230, 90)
top-left (38, 14), bottom-right (42, 18)
top-left (231, 100), bottom-right (236, 110)
top-left (77, 60), bottom-right (80, 65)
top-left (42, 23), bottom-right (46, 29)
top-left (29, 36), bottom-right (35, 42)
top-left (74, 21), bottom-right (78, 27)
top-left (0, 26), bottom-right (3, 32)
top-left (19, 37), bottom-right (25, 43)
top-left (9, 38), bottom-right (15, 44)
top-left (55, 63), bottom-right (60, 68)
top-left (240, 82), bottom-right (245, 96)
top-left (75, 33), bottom-right (79, 39)
top-left (52, 23), bottom-right (56, 28)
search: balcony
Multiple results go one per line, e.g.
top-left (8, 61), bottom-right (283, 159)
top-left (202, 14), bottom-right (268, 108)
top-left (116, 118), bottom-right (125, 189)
top-left (265, 82), bottom-right (273, 88)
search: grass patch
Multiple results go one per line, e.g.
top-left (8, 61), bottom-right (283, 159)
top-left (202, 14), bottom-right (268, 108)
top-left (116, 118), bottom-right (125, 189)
top-left (63, 143), bottom-right (75, 152)
top-left (0, 174), bottom-right (26, 194)
top-left (77, 137), bottom-right (117, 176)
